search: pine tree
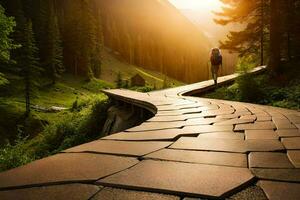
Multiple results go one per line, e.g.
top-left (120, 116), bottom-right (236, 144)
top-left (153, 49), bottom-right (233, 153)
top-left (45, 4), bottom-right (64, 84)
top-left (115, 72), bottom-right (123, 88)
top-left (214, 0), bottom-right (267, 62)
top-left (0, 4), bottom-right (17, 86)
top-left (268, 0), bottom-right (281, 75)
top-left (20, 20), bottom-right (42, 116)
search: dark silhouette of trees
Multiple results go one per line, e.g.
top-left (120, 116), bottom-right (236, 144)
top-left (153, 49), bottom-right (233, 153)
top-left (216, 0), bottom-right (300, 75)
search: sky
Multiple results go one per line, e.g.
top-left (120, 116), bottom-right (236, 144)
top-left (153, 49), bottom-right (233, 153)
top-left (168, 0), bottom-right (223, 11)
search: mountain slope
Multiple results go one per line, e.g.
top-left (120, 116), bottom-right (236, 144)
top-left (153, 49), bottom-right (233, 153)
top-left (96, 0), bottom-right (212, 83)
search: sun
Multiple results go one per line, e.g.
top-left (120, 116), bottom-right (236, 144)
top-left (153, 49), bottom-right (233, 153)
top-left (169, 0), bottom-right (223, 11)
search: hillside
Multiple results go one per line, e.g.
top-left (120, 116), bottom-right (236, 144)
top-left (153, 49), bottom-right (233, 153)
top-left (0, 50), bottom-right (182, 144)
top-left (96, 0), bottom-right (212, 83)
top-left (100, 49), bottom-right (184, 88)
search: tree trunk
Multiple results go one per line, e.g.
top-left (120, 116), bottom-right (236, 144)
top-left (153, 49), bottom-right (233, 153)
top-left (260, 0), bottom-right (264, 66)
top-left (25, 72), bottom-right (30, 116)
top-left (268, 0), bottom-right (281, 75)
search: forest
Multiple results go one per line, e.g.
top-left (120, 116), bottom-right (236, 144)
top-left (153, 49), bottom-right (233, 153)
top-left (0, 0), bottom-right (299, 172)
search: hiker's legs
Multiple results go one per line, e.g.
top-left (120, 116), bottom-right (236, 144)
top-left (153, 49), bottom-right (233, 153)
top-left (211, 65), bottom-right (219, 85)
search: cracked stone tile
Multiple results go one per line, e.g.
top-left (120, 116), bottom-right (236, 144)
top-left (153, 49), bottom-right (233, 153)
top-left (287, 151), bottom-right (300, 168)
top-left (249, 152), bottom-right (294, 169)
top-left (144, 149), bottom-right (247, 167)
top-left (251, 168), bottom-right (300, 182)
top-left (92, 187), bottom-right (180, 200)
top-left (276, 129), bottom-right (300, 138)
top-left (63, 140), bottom-right (172, 156)
top-left (282, 137), bottom-right (300, 150)
top-left (0, 184), bottom-right (100, 200)
top-left (97, 160), bottom-right (254, 198)
top-left (259, 181), bottom-right (300, 200)
top-left (0, 153), bottom-right (138, 189)
top-left (245, 130), bottom-right (279, 140)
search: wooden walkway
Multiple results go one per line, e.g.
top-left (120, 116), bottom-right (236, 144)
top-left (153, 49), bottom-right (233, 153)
top-left (1, 66), bottom-right (300, 200)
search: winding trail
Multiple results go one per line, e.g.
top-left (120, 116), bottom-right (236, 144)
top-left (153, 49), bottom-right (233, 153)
top-left (1, 66), bottom-right (300, 200)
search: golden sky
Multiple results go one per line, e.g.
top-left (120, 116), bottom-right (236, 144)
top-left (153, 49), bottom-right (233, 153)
top-left (169, 0), bottom-right (223, 11)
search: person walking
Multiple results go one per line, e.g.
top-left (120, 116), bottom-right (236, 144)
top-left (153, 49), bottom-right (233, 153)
top-left (210, 48), bottom-right (223, 86)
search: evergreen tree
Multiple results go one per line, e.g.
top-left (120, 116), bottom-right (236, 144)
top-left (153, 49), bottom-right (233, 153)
top-left (0, 4), bottom-right (17, 86)
top-left (268, 0), bottom-right (281, 75)
top-left (45, 4), bottom-right (64, 84)
top-left (0, 4), bottom-right (17, 63)
top-left (20, 20), bottom-right (42, 116)
top-left (115, 72), bottom-right (123, 88)
top-left (214, 0), bottom-right (268, 62)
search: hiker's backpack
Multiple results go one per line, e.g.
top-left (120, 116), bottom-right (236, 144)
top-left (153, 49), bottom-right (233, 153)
top-left (210, 48), bottom-right (223, 66)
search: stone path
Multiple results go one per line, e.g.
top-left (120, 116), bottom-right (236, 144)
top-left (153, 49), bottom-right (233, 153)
top-left (1, 66), bottom-right (300, 199)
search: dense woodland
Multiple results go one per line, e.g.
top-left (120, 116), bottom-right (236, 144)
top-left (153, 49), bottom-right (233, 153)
top-left (215, 0), bottom-right (300, 74)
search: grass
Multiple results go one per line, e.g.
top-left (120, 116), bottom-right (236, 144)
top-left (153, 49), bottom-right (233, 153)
top-left (100, 49), bottom-right (185, 89)
top-left (0, 73), bottom-right (112, 172)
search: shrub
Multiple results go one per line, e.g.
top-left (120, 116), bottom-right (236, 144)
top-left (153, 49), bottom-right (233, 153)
top-left (236, 73), bottom-right (265, 102)
top-left (0, 135), bottom-right (34, 171)
top-left (0, 95), bottom-right (111, 172)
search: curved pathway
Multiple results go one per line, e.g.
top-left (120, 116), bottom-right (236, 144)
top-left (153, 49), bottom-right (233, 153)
top-left (1, 66), bottom-right (300, 200)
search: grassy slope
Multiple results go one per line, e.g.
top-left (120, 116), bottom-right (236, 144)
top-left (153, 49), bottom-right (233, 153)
top-left (100, 49), bottom-right (185, 88)
top-left (0, 50), bottom-right (184, 144)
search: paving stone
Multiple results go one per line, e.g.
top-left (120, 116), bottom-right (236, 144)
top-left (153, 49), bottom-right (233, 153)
top-left (239, 115), bottom-right (257, 121)
top-left (198, 132), bottom-right (244, 140)
top-left (102, 129), bottom-right (197, 141)
top-left (92, 187), bottom-right (180, 200)
top-left (249, 152), bottom-right (294, 168)
top-left (216, 113), bottom-right (245, 120)
top-left (201, 109), bottom-right (235, 117)
top-left (98, 160), bottom-right (254, 198)
top-left (276, 129), bottom-right (300, 138)
top-left (287, 151), bottom-right (300, 168)
top-left (126, 122), bottom-right (185, 132)
top-left (148, 114), bottom-right (204, 122)
top-left (235, 122), bottom-right (276, 131)
top-left (144, 149), bottom-right (247, 167)
top-left (183, 125), bottom-right (233, 134)
top-left (131, 119), bottom-right (224, 131)
top-left (272, 118), bottom-right (296, 130)
top-left (63, 140), bottom-right (172, 156)
top-left (259, 181), bottom-right (300, 200)
top-left (282, 137), bottom-right (300, 149)
top-left (226, 185), bottom-right (267, 200)
top-left (256, 115), bottom-right (272, 122)
top-left (170, 138), bottom-right (284, 153)
top-left (0, 153), bottom-right (138, 189)
top-left (251, 168), bottom-right (300, 182)
top-left (0, 184), bottom-right (100, 200)
top-left (170, 137), bottom-right (246, 153)
top-left (245, 130), bottom-right (279, 140)
top-left (245, 140), bottom-right (285, 152)
top-left (214, 118), bottom-right (255, 126)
